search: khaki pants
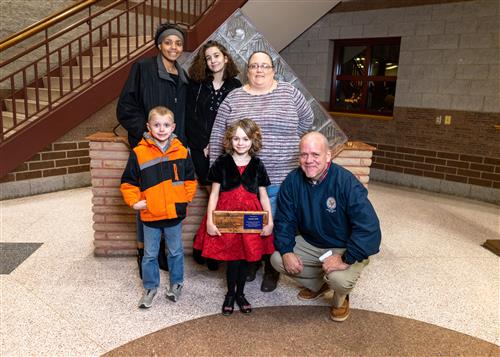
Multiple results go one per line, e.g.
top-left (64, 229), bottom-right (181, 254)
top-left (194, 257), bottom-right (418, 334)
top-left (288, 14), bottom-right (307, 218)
top-left (271, 235), bottom-right (368, 308)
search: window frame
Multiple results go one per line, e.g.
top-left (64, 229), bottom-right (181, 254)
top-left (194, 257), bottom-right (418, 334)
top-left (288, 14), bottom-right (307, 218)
top-left (330, 37), bottom-right (401, 116)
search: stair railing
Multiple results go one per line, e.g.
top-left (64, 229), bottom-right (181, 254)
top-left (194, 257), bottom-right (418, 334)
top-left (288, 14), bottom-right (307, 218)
top-left (0, 0), bottom-right (215, 142)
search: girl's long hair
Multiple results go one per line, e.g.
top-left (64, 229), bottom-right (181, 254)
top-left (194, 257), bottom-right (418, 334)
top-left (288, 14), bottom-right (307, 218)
top-left (188, 40), bottom-right (240, 82)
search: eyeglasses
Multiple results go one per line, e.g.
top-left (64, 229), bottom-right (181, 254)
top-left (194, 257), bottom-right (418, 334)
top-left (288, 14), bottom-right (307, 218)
top-left (248, 63), bottom-right (273, 71)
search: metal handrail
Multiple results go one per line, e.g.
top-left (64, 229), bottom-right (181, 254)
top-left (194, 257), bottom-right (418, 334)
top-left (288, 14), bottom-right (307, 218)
top-left (0, 0), bottom-right (100, 52)
top-left (0, 0), bottom-right (215, 142)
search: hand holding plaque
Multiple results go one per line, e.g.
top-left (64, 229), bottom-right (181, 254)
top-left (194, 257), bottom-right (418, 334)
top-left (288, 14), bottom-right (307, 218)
top-left (212, 211), bottom-right (269, 233)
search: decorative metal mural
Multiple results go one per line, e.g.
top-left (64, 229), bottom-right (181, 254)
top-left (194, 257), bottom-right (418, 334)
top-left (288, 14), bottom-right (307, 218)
top-left (181, 9), bottom-right (348, 152)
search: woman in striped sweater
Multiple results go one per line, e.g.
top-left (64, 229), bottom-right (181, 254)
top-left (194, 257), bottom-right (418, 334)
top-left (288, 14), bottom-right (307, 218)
top-left (209, 51), bottom-right (314, 292)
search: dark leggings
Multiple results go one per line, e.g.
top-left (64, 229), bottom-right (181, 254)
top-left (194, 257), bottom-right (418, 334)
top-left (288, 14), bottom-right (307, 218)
top-left (226, 260), bottom-right (249, 296)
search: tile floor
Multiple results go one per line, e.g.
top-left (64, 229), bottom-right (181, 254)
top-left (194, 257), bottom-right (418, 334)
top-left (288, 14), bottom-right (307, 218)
top-left (1, 182), bottom-right (499, 356)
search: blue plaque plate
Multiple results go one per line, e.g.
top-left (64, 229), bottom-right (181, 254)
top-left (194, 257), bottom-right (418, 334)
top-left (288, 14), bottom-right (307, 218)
top-left (243, 214), bottom-right (264, 230)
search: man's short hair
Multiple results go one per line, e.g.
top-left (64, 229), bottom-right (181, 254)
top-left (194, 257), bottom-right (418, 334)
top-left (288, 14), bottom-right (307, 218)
top-left (300, 131), bottom-right (329, 151)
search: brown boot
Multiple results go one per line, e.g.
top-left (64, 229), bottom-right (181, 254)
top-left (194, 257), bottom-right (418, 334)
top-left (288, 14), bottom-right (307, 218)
top-left (297, 283), bottom-right (330, 301)
top-left (329, 295), bottom-right (350, 322)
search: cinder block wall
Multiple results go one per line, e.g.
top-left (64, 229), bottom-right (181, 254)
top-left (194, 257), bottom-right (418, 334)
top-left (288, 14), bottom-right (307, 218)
top-left (281, 0), bottom-right (500, 203)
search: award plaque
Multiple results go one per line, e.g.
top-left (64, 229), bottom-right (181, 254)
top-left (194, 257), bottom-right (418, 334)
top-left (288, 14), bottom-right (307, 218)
top-left (212, 211), bottom-right (268, 233)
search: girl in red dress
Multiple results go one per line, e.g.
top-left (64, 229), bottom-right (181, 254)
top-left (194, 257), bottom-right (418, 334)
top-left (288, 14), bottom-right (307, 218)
top-left (193, 118), bottom-right (274, 315)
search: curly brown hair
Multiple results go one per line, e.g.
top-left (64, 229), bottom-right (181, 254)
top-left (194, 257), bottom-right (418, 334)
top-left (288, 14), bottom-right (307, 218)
top-left (223, 119), bottom-right (262, 156)
top-left (188, 40), bottom-right (240, 82)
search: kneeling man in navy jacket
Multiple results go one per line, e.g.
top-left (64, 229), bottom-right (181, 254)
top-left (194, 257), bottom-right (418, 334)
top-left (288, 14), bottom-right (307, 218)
top-left (271, 131), bottom-right (381, 322)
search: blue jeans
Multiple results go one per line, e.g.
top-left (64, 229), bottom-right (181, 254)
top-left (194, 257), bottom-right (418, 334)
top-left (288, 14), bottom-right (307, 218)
top-left (266, 184), bottom-right (281, 218)
top-left (142, 222), bottom-right (184, 289)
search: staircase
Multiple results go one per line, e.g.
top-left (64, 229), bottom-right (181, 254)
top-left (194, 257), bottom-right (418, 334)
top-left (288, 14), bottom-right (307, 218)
top-left (0, 0), bottom-right (247, 178)
top-left (2, 34), bottom-right (151, 128)
top-left (0, 0), bottom-right (342, 179)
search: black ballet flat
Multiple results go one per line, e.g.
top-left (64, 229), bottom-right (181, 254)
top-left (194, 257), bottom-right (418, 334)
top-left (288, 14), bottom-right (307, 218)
top-left (235, 295), bottom-right (252, 314)
top-left (222, 295), bottom-right (235, 316)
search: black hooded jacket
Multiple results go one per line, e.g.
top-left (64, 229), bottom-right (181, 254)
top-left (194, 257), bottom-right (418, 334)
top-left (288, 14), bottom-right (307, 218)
top-left (117, 55), bottom-right (189, 148)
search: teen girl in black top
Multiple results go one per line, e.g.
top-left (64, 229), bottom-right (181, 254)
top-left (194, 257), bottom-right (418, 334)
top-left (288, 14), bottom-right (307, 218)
top-left (186, 41), bottom-right (241, 270)
top-left (186, 40), bottom-right (241, 188)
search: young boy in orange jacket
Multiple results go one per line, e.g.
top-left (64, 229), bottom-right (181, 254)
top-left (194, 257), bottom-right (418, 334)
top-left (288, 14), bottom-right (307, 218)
top-left (120, 106), bottom-right (197, 308)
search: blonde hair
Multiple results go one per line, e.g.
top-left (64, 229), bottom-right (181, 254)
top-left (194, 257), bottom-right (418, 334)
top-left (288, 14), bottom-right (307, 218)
top-left (223, 119), bottom-right (262, 156)
top-left (148, 106), bottom-right (174, 122)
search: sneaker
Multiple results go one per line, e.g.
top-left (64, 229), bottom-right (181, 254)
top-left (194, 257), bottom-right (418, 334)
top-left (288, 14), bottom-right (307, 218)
top-left (138, 288), bottom-right (157, 309)
top-left (166, 283), bottom-right (183, 302)
top-left (297, 283), bottom-right (330, 301)
top-left (329, 295), bottom-right (350, 322)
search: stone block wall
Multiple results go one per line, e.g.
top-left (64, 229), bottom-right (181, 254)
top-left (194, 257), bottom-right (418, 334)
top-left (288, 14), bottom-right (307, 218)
top-left (282, 0), bottom-right (499, 111)
top-left (89, 132), bottom-right (375, 257)
top-left (280, 0), bottom-right (500, 202)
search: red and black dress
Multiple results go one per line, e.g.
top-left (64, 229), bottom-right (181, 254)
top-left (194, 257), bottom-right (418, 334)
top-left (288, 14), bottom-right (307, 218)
top-left (193, 153), bottom-right (275, 262)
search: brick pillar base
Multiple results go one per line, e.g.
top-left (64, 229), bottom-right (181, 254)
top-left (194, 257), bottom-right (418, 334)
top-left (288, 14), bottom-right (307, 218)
top-left (88, 132), bottom-right (374, 257)
top-left (332, 141), bottom-right (375, 188)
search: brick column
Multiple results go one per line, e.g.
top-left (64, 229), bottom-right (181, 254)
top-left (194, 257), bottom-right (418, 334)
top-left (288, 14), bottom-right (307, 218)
top-left (88, 133), bottom-right (375, 257)
top-left (87, 132), bottom-right (208, 257)
top-left (332, 141), bottom-right (375, 188)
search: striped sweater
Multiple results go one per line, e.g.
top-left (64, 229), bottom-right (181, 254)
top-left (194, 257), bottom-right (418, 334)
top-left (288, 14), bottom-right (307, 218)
top-left (209, 81), bottom-right (314, 185)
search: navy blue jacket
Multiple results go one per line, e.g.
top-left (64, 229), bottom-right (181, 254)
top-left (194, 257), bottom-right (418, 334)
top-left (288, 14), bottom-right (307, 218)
top-left (274, 163), bottom-right (381, 264)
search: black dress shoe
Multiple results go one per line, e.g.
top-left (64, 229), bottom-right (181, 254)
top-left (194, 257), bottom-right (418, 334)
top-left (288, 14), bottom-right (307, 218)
top-left (261, 271), bottom-right (279, 292)
top-left (246, 261), bottom-right (261, 282)
top-left (222, 295), bottom-right (235, 316)
top-left (235, 295), bottom-right (252, 313)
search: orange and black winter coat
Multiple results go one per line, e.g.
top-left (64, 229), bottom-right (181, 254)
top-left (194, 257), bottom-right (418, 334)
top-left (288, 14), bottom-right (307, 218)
top-left (120, 133), bottom-right (197, 223)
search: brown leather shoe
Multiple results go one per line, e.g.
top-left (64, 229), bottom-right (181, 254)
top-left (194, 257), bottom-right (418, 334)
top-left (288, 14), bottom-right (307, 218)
top-left (330, 295), bottom-right (350, 322)
top-left (297, 283), bottom-right (330, 301)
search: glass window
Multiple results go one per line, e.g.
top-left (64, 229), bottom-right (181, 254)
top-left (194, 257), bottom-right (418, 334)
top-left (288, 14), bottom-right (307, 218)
top-left (370, 44), bottom-right (400, 76)
top-left (334, 80), bottom-right (363, 111)
top-left (331, 37), bottom-right (400, 116)
top-left (366, 81), bottom-right (396, 115)
top-left (340, 46), bottom-right (367, 76)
